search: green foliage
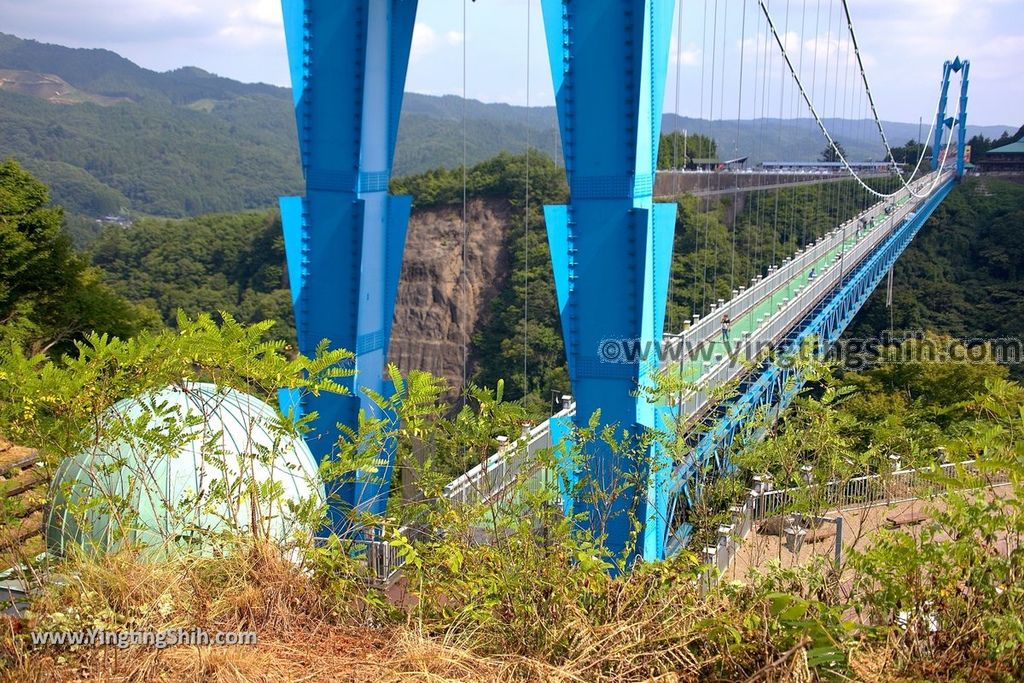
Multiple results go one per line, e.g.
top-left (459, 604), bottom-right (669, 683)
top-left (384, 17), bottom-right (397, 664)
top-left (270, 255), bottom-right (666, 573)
top-left (847, 377), bottom-right (1024, 678)
top-left (890, 138), bottom-right (929, 165)
top-left (0, 159), bottom-right (156, 355)
top-left (837, 335), bottom-right (1010, 461)
top-left (89, 209), bottom-right (295, 341)
top-left (969, 123), bottom-right (1024, 159)
top-left (657, 132), bottom-right (717, 169)
top-left (849, 178), bottom-right (1024, 379)
top-left (0, 313), bottom-right (361, 569)
top-left (391, 151), bottom-right (571, 414)
top-left (1, 311), bottom-right (1022, 679)
top-left (391, 149), bottom-right (567, 209)
top-left (0, 89), bottom-right (303, 219)
top-left (0, 313), bottom-right (349, 460)
top-left (819, 142), bottom-right (847, 163)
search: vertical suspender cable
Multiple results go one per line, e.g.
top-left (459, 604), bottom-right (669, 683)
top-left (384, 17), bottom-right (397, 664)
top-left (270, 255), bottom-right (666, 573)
top-left (796, 0), bottom-right (809, 247)
top-left (698, 0), bottom-right (711, 315)
top-left (729, 0), bottom-right (747, 297)
top-left (714, 0), bottom-right (729, 301)
top-left (461, 0), bottom-right (469, 400)
top-left (754, 1), bottom-right (772, 277)
top-left (703, 0), bottom-right (720, 313)
top-left (672, 0), bottom-right (684, 327)
top-left (522, 0), bottom-right (532, 400)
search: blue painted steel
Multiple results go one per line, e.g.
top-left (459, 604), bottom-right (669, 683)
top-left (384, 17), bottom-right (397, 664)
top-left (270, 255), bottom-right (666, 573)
top-left (932, 60), bottom-right (953, 171)
top-left (956, 60), bottom-right (971, 178)
top-left (548, 414), bottom-right (576, 516)
top-left (665, 178), bottom-right (956, 552)
top-left (279, 1), bottom-right (418, 533)
top-left (932, 57), bottom-right (970, 173)
top-left (541, 0), bottom-right (678, 561)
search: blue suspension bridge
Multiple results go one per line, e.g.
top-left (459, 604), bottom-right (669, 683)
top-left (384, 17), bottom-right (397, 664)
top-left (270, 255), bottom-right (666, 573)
top-left (277, 0), bottom-right (971, 564)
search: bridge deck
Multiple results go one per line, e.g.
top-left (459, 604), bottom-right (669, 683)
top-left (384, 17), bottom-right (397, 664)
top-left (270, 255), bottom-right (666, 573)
top-left (674, 190), bottom-right (914, 385)
top-left (443, 172), bottom-right (950, 518)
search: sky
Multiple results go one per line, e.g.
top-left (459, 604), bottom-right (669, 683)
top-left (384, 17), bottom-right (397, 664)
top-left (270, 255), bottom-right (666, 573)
top-left (0, 0), bottom-right (1020, 126)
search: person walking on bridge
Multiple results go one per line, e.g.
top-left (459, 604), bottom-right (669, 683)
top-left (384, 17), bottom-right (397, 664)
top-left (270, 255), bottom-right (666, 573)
top-left (721, 313), bottom-right (732, 343)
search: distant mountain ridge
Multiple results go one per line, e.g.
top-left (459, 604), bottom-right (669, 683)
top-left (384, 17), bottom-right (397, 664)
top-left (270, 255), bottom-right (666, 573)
top-left (0, 32), bottom-right (1013, 224)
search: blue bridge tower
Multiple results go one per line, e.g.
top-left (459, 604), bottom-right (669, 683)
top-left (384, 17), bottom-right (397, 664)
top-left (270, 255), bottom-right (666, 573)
top-left (279, 1), bottom-right (418, 532)
top-left (932, 57), bottom-right (970, 178)
top-left (542, 0), bottom-right (678, 561)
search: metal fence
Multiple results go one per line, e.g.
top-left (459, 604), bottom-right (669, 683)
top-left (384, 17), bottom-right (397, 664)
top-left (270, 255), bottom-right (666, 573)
top-left (697, 458), bottom-right (1010, 587)
top-left (749, 458), bottom-right (1005, 521)
top-left (442, 403), bottom-right (573, 508)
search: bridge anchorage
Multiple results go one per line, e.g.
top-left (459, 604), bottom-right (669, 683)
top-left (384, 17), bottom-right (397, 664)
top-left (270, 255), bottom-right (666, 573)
top-left (279, 0), bottom-right (970, 567)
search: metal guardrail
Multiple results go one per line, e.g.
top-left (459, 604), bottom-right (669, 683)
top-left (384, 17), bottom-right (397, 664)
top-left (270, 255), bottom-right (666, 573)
top-left (697, 458), bottom-right (1010, 586)
top-left (749, 458), bottom-right (1005, 521)
top-left (442, 404), bottom-right (574, 508)
top-left (670, 173), bottom-right (949, 420)
top-left (665, 173), bottom-right (937, 359)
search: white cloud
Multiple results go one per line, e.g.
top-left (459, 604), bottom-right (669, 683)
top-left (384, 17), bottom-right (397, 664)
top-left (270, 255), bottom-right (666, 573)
top-left (0, 0), bottom-right (1018, 123)
top-left (411, 22), bottom-right (438, 62)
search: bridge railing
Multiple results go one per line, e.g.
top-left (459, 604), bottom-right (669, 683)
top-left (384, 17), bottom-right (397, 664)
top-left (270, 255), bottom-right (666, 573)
top-left (435, 173), bottom-right (946, 514)
top-left (442, 403), bottom-right (574, 508)
top-left (749, 458), bottom-right (1006, 521)
top-left (666, 174), bottom-right (936, 378)
top-left (671, 174), bottom-right (947, 422)
top-left (408, 173), bottom-right (946, 581)
top-left (362, 175), bottom-right (950, 585)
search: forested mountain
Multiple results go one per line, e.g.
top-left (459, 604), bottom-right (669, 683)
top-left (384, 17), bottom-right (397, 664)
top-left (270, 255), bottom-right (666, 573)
top-left (0, 32), bottom-right (1012, 229)
top-left (0, 160), bottom-right (155, 356)
top-left (89, 211), bottom-right (293, 337)
top-left (850, 177), bottom-right (1024, 378)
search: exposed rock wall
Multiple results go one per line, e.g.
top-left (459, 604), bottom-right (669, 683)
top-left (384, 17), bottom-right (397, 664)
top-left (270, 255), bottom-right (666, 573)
top-left (388, 199), bottom-right (512, 395)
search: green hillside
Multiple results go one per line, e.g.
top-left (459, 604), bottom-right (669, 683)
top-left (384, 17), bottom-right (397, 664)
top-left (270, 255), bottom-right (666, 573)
top-left (1, 32), bottom-right (1013, 235)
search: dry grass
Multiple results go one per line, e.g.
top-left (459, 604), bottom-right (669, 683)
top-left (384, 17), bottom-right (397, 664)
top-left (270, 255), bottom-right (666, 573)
top-left (4, 537), bottom-right (1015, 683)
top-left (0, 544), bottom-right (826, 683)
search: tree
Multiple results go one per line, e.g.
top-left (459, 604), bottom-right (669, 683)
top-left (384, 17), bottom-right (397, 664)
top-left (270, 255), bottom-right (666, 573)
top-left (0, 159), bottom-right (156, 355)
top-left (819, 142), bottom-right (847, 163)
top-left (658, 132), bottom-right (718, 170)
top-left (891, 139), bottom-right (929, 165)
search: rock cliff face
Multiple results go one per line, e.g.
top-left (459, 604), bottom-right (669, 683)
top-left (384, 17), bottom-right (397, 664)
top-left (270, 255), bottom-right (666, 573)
top-left (388, 199), bottom-right (512, 395)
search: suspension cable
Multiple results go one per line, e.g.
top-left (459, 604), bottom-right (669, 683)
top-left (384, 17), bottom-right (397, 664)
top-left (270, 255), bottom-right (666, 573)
top-left (729, 0), bottom-right (747, 296)
top-left (460, 0), bottom-right (469, 399)
top-left (839, 0), bottom-right (898, 176)
top-left (840, 0), bottom-right (939, 195)
top-left (757, 0), bottom-right (949, 199)
top-left (522, 0), bottom-right (531, 400)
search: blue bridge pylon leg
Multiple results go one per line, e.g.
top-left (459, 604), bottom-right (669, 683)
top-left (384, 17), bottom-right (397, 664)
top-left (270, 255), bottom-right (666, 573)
top-left (932, 56), bottom-right (970, 177)
top-left (541, 0), bottom-right (679, 562)
top-left (279, 1), bottom-right (418, 534)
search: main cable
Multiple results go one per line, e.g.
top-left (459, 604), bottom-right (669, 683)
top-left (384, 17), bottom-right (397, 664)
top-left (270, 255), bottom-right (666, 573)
top-left (757, 0), bottom-right (946, 199)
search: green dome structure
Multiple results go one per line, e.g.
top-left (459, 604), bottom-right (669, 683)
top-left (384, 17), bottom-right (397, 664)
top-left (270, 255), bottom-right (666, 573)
top-left (44, 383), bottom-right (325, 558)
